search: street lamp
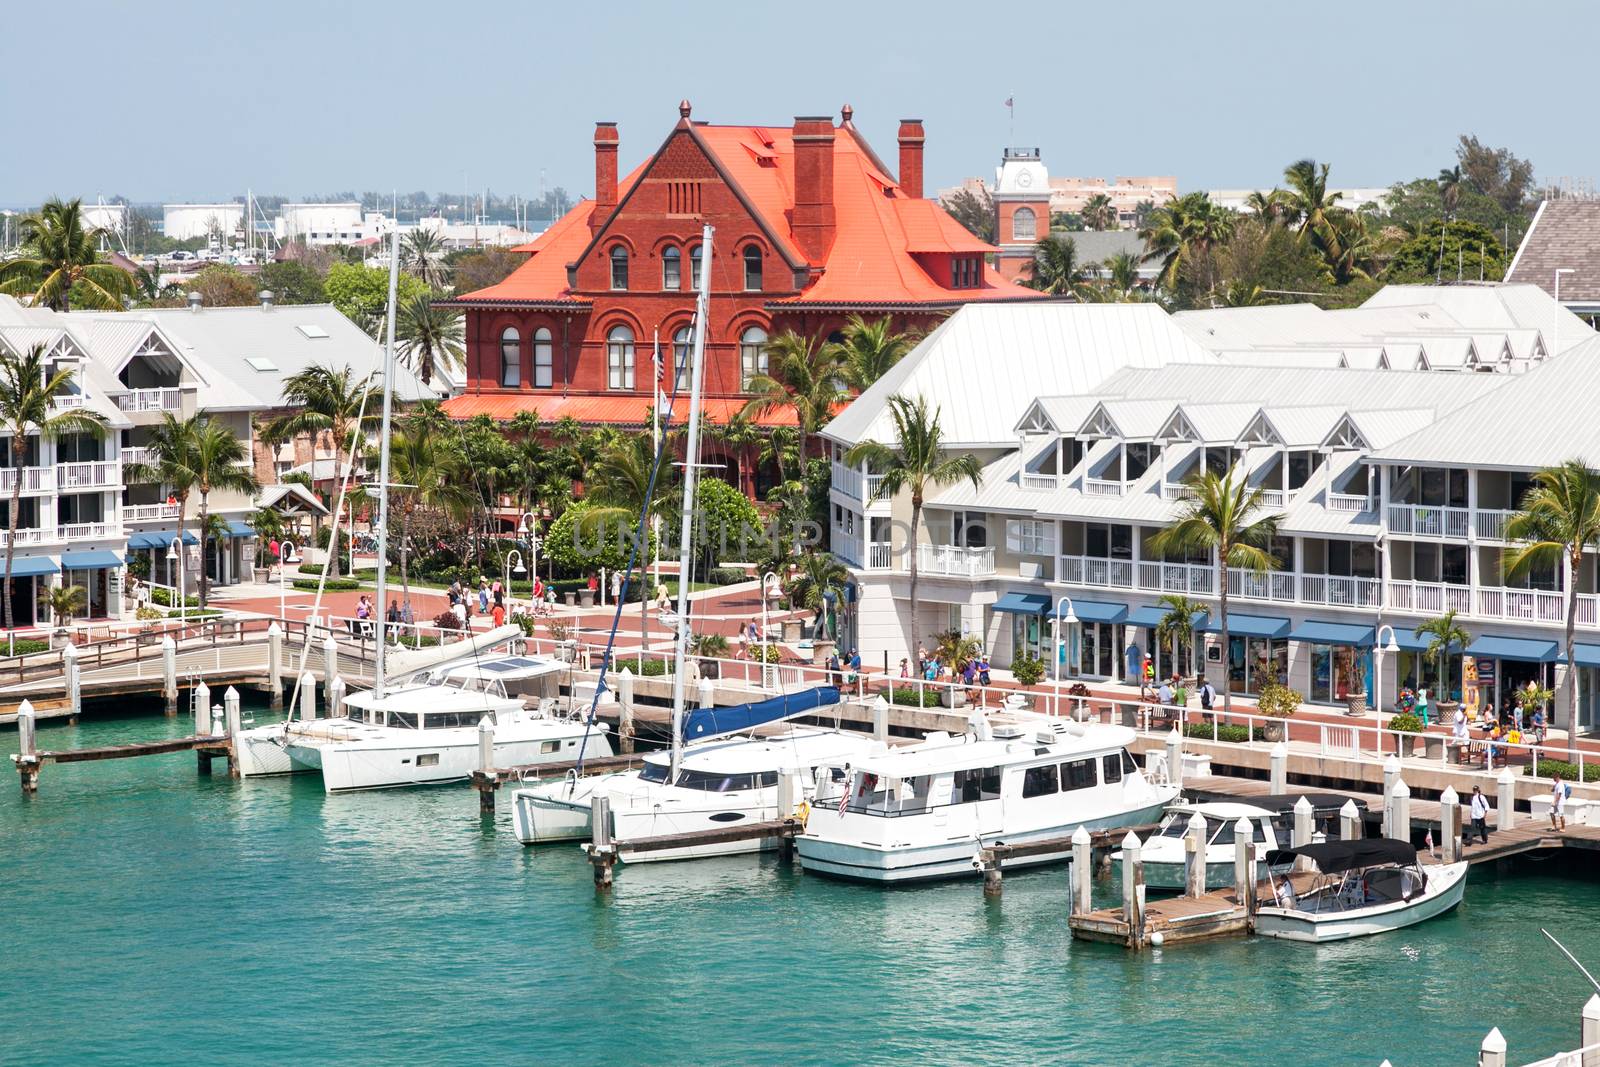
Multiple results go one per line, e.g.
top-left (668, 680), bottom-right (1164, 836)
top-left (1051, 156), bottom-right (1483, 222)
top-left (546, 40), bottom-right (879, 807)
top-left (1554, 269), bottom-right (1577, 358)
top-left (1053, 596), bottom-right (1078, 684)
top-left (278, 540), bottom-right (299, 623)
top-left (1373, 624), bottom-right (1400, 717)
top-left (167, 538), bottom-right (185, 631)
top-left (759, 571), bottom-right (781, 691)
top-left (516, 511), bottom-right (539, 584)
top-left (503, 549), bottom-right (526, 608)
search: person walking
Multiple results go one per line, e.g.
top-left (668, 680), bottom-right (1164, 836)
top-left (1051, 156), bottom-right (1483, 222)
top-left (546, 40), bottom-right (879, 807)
top-left (477, 579), bottom-right (490, 615)
top-left (1469, 785), bottom-right (1491, 845)
top-left (1551, 773), bottom-right (1568, 831)
top-left (386, 599), bottom-right (400, 625)
top-left (491, 600), bottom-right (506, 629)
top-left (1416, 686), bottom-right (1430, 728)
top-left (1531, 707), bottom-right (1547, 745)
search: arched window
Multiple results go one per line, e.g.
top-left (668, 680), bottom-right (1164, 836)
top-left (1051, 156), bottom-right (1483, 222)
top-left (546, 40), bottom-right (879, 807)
top-left (661, 245), bottom-right (681, 290)
top-left (739, 326), bottom-right (769, 390)
top-left (689, 245), bottom-right (703, 291)
top-left (609, 245), bottom-right (629, 290)
top-left (671, 326), bottom-right (693, 392)
top-left (1012, 206), bottom-right (1036, 241)
top-left (499, 327), bottom-right (520, 387)
top-left (532, 327), bottom-right (553, 388)
top-left (606, 325), bottom-right (635, 390)
top-left (742, 245), bottom-right (763, 291)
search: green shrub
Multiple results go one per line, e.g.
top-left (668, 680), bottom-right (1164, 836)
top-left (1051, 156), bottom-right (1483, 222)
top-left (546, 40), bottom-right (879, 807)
top-left (168, 608), bottom-right (223, 619)
top-left (1012, 652), bottom-right (1045, 687)
top-left (1388, 711), bottom-right (1425, 734)
top-left (749, 643), bottom-right (782, 664)
top-left (1530, 757), bottom-right (1600, 783)
top-left (630, 657), bottom-right (675, 677)
top-left (1257, 682), bottom-right (1303, 718)
top-left (150, 588), bottom-right (199, 608)
top-left (887, 686), bottom-right (944, 708)
top-left (708, 567), bottom-right (748, 585)
top-left (293, 577), bottom-right (361, 592)
top-left (1184, 722), bottom-right (1266, 744)
top-left (299, 562), bottom-right (374, 577)
top-left (135, 605), bottom-right (164, 621)
top-left (2, 638), bottom-right (50, 656)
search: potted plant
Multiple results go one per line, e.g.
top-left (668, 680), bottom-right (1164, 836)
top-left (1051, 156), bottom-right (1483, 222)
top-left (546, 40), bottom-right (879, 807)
top-left (1256, 681), bottom-right (1301, 742)
top-left (1387, 710), bottom-right (1425, 756)
top-left (547, 619), bottom-right (577, 662)
top-left (39, 583), bottom-right (86, 648)
top-left (1414, 610), bottom-right (1470, 718)
top-left (690, 632), bottom-right (729, 679)
top-left (1067, 681), bottom-right (1093, 721)
top-left (1516, 682), bottom-right (1556, 726)
top-left (933, 629), bottom-right (980, 707)
top-left (1012, 651), bottom-right (1045, 688)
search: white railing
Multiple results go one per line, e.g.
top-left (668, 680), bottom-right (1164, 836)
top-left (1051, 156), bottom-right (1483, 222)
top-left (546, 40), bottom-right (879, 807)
top-left (1020, 473), bottom-right (1057, 490)
top-left (1254, 488), bottom-right (1286, 507)
top-left (1387, 580), bottom-right (1472, 616)
top-left (120, 446), bottom-right (155, 471)
top-left (1059, 555), bottom-right (1134, 589)
top-left (1478, 587), bottom-right (1568, 625)
top-left (1136, 560), bottom-right (1215, 595)
top-left (832, 531), bottom-right (864, 568)
top-left (865, 473), bottom-right (885, 501)
top-left (1327, 492), bottom-right (1372, 513)
top-left (61, 521), bottom-right (113, 541)
top-left (57, 460), bottom-right (118, 489)
top-left (125, 502), bottom-right (181, 522)
top-left (1227, 569), bottom-right (1295, 603)
top-left (0, 466), bottom-right (54, 494)
top-left (50, 394), bottom-right (85, 409)
top-left (829, 460), bottom-right (862, 499)
top-left (917, 544), bottom-right (995, 577)
top-left (1387, 504), bottom-right (1470, 538)
top-left (868, 542), bottom-right (892, 570)
top-left (0, 527), bottom-right (55, 546)
top-left (1474, 509), bottom-right (1514, 540)
top-left (117, 387), bottom-right (182, 413)
top-left (1084, 477), bottom-right (1125, 497)
top-left (1161, 483), bottom-right (1195, 501)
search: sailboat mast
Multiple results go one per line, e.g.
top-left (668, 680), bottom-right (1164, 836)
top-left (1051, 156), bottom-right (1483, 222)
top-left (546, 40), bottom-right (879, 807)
top-left (668, 223), bottom-right (713, 780)
top-left (372, 213), bottom-right (400, 699)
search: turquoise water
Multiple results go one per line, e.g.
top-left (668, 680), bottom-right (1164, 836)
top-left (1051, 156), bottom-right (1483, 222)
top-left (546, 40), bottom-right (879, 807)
top-left (5, 702), bottom-right (1600, 1067)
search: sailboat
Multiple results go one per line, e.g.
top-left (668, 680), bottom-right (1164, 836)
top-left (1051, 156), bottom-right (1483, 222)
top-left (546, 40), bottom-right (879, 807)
top-left (235, 223), bottom-right (612, 790)
top-left (509, 224), bottom-right (881, 859)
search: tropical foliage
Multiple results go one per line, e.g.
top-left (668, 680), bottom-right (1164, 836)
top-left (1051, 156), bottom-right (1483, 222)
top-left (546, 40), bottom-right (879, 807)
top-left (0, 198), bottom-right (136, 311)
top-left (395, 293), bottom-right (464, 385)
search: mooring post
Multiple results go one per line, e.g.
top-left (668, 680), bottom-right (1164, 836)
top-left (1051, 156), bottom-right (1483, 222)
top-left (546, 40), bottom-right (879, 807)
top-left (1233, 817), bottom-right (1254, 914)
top-left (1383, 755), bottom-right (1399, 800)
top-left (1439, 785), bottom-right (1461, 862)
top-left (979, 847), bottom-right (1002, 897)
top-left (590, 794), bottom-right (616, 891)
top-left (1386, 776), bottom-right (1411, 842)
top-left (1497, 768), bottom-right (1517, 832)
top-left (1340, 798), bottom-right (1363, 841)
top-left (161, 635), bottom-right (178, 715)
top-left (1165, 727), bottom-right (1183, 788)
top-left (1479, 1027), bottom-right (1507, 1067)
top-left (1184, 810), bottom-right (1207, 897)
top-left (776, 769), bottom-right (801, 858)
top-left (477, 715), bottom-right (496, 815)
top-left (1581, 994), bottom-right (1600, 1067)
top-left (193, 680), bottom-right (212, 738)
top-left (299, 672), bottom-right (318, 720)
top-left (1070, 825), bottom-right (1093, 915)
top-left (328, 676), bottom-right (346, 719)
top-left (15, 700), bottom-right (39, 795)
top-left (698, 677), bottom-right (714, 710)
top-left (266, 622), bottom-right (283, 707)
top-left (322, 636), bottom-right (338, 706)
top-left (1270, 741), bottom-right (1287, 795)
top-left (63, 642), bottom-right (80, 723)
top-left (872, 694), bottom-right (890, 743)
top-left (224, 686), bottom-right (241, 777)
top-left (1120, 831), bottom-right (1144, 940)
top-left (616, 668), bottom-right (635, 754)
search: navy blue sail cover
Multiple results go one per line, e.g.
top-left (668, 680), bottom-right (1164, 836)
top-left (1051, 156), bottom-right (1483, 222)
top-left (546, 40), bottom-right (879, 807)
top-left (681, 686), bottom-right (843, 741)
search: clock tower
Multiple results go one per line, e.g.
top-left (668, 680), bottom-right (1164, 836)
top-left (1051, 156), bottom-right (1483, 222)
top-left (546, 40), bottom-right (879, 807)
top-left (993, 147), bottom-right (1051, 282)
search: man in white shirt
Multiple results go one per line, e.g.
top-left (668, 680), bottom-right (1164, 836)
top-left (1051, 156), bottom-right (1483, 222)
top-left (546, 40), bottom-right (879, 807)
top-left (1157, 678), bottom-right (1174, 706)
top-left (1468, 786), bottom-right (1490, 844)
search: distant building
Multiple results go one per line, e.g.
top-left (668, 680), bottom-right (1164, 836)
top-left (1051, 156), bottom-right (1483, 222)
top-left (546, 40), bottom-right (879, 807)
top-left (1206, 187), bottom-right (1390, 214)
top-left (274, 203), bottom-right (391, 247)
top-left (1506, 199), bottom-right (1600, 320)
top-left (79, 203), bottom-right (127, 238)
top-left (1048, 174), bottom-right (1176, 225)
top-left (404, 216), bottom-right (541, 251)
top-left (163, 203), bottom-right (244, 242)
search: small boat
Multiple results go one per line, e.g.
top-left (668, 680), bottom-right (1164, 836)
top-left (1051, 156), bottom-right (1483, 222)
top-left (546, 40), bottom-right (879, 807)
top-left (796, 715), bottom-right (1178, 884)
top-left (1132, 794), bottom-right (1368, 891)
top-left (1255, 838), bottom-right (1468, 942)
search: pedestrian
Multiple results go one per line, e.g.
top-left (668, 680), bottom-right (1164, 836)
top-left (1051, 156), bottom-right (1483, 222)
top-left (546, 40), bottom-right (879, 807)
top-left (898, 658), bottom-right (910, 679)
top-left (491, 601), bottom-right (505, 629)
top-left (478, 579), bottom-right (489, 614)
top-left (977, 651), bottom-right (991, 688)
top-left (737, 626), bottom-right (748, 659)
top-left (494, 586), bottom-right (504, 610)
top-left (269, 537), bottom-right (280, 563)
top-left (962, 658), bottom-right (977, 690)
top-left (1198, 674), bottom-right (1216, 714)
top-left (1451, 709), bottom-right (1470, 762)
top-left (1469, 785), bottom-right (1490, 845)
top-left (1157, 676), bottom-right (1174, 707)
top-left (827, 650), bottom-right (841, 684)
top-left (453, 599), bottom-right (467, 629)
top-left (747, 620), bottom-right (759, 645)
top-left (1416, 686), bottom-right (1430, 727)
top-left (1125, 637), bottom-right (1145, 696)
top-left (916, 644), bottom-right (928, 675)
top-left (449, 578), bottom-right (462, 607)
top-left (1513, 701), bottom-right (1525, 734)
top-left (611, 570), bottom-right (622, 604)
top-left (849, 648), bottom-right (862, 676)
top-left (1532, 707), bottom-right (1546, 744)
top-left (1551, 773), bottom-right (1568, 831)
top-left (587, 573), bottom-right (599, 597)
top-left (386, 599), bottom-right (400, 624)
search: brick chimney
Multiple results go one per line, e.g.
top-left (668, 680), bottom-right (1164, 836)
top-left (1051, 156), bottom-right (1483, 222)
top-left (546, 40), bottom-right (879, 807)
top-left (791, 116), bottom-right (837, 262)
top-left (897, 119), bottom-right (925, 200)
top-left (591, 122), bottom-right (619, 234)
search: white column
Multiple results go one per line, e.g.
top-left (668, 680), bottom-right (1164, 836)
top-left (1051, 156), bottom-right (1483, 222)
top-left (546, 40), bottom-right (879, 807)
top-left (1497, 768), bottom-right (1517, 831)
top-left (1340, 798), bottom-right (1362, 840)
top-left (1380, 465), bottom-right (1393, 610)
top-left (1070, 825), bottom-right (1093, 915)
top-left (1270, 741), bottom-right (1287, 794)
top-left (1184, 810), bottom-right (1208, 897)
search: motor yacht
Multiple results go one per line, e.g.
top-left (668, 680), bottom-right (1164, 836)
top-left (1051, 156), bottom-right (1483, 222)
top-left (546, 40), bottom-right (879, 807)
top-left (796, 716), bottom-right (1177, 884)
top-left (1132, 794), bottom-right (1367, 891)
top-left (1256, 838), bottom-right (1468, 942)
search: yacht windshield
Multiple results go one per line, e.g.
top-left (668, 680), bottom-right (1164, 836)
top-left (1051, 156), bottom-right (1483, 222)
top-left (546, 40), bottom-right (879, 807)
top-left (674, 769), bottom-right (778, 792)
top-left (639, 763), bottom-right (671, 784)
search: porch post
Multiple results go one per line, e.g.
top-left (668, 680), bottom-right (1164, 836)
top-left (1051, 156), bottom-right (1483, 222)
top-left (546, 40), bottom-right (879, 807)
top-left (1380, 465), bottom-right (1393, 610)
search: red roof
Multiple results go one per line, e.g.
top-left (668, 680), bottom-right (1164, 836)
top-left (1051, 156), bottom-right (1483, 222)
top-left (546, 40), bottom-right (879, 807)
top-left (441, 393), bottom-right (801, 427)
top-left (455, 116), bottom-right (1039, 308)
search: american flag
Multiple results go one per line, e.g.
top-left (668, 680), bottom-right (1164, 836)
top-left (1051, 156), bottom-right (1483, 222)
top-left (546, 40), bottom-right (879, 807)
top-left (1424, 829), bottom-right (1435, 855)
top-left (1004, 97), bottom-right (1013, 108)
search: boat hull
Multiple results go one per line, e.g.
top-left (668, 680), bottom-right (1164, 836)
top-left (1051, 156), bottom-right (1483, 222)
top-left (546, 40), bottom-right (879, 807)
top-left (512, 776), bottom-right (608, 844)
top-left (301, 731), bottom-right (613, 793)
top-left (1255, 861), bottom-right (1469, 942)
top-left (234, 725), bottom-right (317, 778)
top-left (513, 779), bottom-right (792, 862)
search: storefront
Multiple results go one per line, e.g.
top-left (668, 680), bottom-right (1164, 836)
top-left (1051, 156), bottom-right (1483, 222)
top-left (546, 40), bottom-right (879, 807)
top-left (1125, 603), bottom-right (1206, 681)
top-left (1066, 601), bottom-right (1128, 680)
top-left (1288, 622), bottom-right (1373, 707)
top-left (128, 529), bottom-right (199, 591)
top-left (1464, 635), bottom-right (1558, 723)
top-left (994, 592), bottom-right (1052, 671)
top-left (1571, 644), bottom-right (1600, 736)
top-left (3, 556), bottom-right (58, 628)
top-left (1204, 614), bottom-right (1289, 696)
top-left (995, 593), bottom-right (1128, 680)
top-left (60, 550), bottom-right (125, 619)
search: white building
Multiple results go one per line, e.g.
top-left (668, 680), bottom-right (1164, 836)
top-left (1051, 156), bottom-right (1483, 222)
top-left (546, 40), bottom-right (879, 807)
top-left (275, 203), bottom-right (391, 246)
top-left (0, 295), bottom-right (430, 628)
top-left (163, 203), bottom-right (245, 242)
top-left (821, 283), bottom-right (1600, 734)
top-left (1206, 187), bottom-right (1390, 214)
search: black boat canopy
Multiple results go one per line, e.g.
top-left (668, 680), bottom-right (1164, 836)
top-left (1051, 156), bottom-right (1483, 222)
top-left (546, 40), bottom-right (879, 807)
top-left (1264, 838), bottom-right (1417, 874)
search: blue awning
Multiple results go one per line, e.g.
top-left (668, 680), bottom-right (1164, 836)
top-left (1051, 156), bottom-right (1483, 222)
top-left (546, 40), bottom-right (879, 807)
top-left (226, 520), bottom-right (255, 538)
top-left (1289, 621), bottom-right (1375, 647)
top-left (1200, 613), bottom-right (1290, 639)
top-left (60, 550), bottom-right (125, 570)
top-left (1466, 635), bottom-right (1559, 663)
top-left (1392, 628), bottom-right (1437, 653)
top-left (992, 592), bottom-right (1051, 615)
top-left (1069, 600), bottom-right (1127, 624)
top-left (2, 556), bottom-right (58, 578)
top-left (1127, 605), bottom-right (1208, 629)
top-left (128, 530), bottom-right (198, 549)
top-left (1570, 645), bottom-right (1600, 668)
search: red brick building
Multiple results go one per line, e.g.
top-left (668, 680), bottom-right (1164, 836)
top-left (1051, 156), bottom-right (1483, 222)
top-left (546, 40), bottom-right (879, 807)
top-left (444, 103), bottom-right (1039, 491)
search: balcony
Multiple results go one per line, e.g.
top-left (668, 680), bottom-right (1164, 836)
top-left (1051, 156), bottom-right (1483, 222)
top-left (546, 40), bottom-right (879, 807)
top-left (125, 502), bottom-right (181, 522)
top-left (61, 521), bottom-right (113, 541)
top-left (868, 542), bottom-right (892, 569)
top-left (917, 544), bottom-right (995, 577)
top-left (0, 466), bottom-right (55, 494)
top-left (1474, 509), bottom-right (1515, 541)
top-left (1060, 554), bottom-right (1134, 589)
top-left (1255, 489), bottom-right (1287, 508)
top-left (1328, 492), bottom-right (1374, 513)
top-left (1296, 573), bottom-right (1381, 608)
top-left (1387, 580), bottom-right (1472, 616)
top-left (1476, 587), bottom-right (1580, 626)
top-left (0, 527), bottom-right (55, 546)
top-left (1387, 504), bottom-right (1470, 538)
top-left (1161, 483), bottom-right (1195, 502)
top-left (1020, 473), bottom-right (1057, 491)
top-left (121, 446), bottom-right (155, 472)
top-left (830, 460), bottom-right (862, 499)
top-left (117, 388), bottom-right (182, 413)
top-left (1135, 560), bottom-right (1215, 595)
top-left (1083, 477), bottom-right (1125, 498)
top-left (57, 461), bottom-right (118, 489)
top-left (50, 394), bottom-right (85, 410)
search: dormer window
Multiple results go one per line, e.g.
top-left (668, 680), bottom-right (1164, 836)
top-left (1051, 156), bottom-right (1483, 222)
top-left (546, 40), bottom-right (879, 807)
top-left (948, 256), bottom-right (982, 289)
top-left (609, 245), bottom-right (629, 291)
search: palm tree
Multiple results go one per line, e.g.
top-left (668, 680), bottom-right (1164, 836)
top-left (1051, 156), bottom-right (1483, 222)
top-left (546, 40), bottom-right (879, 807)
top-left (0, 198), bottom-right (136, 311)
top-left (263, 365), bottom-right (382, 577)
top-left (714, 413), bottom-right (765, 498)
top-left (845, 395), bottom-right (982, 653)
top-left (1411, 609), bottom-right (1472, 716)
top-left (1105, 251), bottom-right (1141, 294)
top-left (1081, 193), bottom-right (1117, 231)
top-left (127, 413), bottom-right (201, 591)
top-left (787, 549), bottom-right (850, 637)
top-left (759, 426), bottom-right (800, 487)
top-left (0, 344), bottom-right (107, 629)
top-left (391, 419), bottom-right (472, 615)
top-left (1436, 165), bottom-right (1464, 284)
top-left (1139, 192), bottom-right (1235, 291)
top-left (189, 417), bottom-right (260, 608)
top-left (1155, 593), bottom-right (1205, 678)
top-left (395, 293), bottom-right (464, 387)
top-left (1503, 459), bottom-right (1600, 758)
top-left (1245, 189), bottom-right (1289, 225)
top-left (740, 331), bottom-right (846, 464)
top-left (400, 228), bottom-right (449, 288)
top-left (1025, 235), bottom-right (1091, 297)
top-left (1281, 159), bottom-right (1342, 237)
top-left (834, 314), bottom-right (917, 392)
top-left (38, 583), bottom-right (86, 629)
top-left (1149, 471), bottom-right (1282, 712)
top-left (587, 431), bottom-right (680, 659)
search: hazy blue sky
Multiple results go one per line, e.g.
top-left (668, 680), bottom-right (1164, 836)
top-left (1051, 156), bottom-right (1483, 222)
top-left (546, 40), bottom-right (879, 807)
top-left (2, 0), bottom-right (1593, 207)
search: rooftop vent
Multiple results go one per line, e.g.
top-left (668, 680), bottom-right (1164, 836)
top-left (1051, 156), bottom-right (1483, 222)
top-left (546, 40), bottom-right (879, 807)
top-left (258, 290), bottom-right (274, 309)
top-left (187, 291), bottom-right (203, 312)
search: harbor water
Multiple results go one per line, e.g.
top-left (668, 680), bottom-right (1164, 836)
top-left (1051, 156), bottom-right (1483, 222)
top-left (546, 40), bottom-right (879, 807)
top-left (6, 699), bottom-right (1600, 1066)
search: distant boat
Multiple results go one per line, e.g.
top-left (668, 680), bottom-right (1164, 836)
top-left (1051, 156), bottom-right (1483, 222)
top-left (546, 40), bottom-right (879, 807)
top-left (1130, 794), bottom-right (1368, 891)
top-left (1255, 838), bottom-right (1468, 943)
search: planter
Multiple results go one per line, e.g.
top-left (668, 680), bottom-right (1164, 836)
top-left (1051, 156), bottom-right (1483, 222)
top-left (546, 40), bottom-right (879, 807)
top-left (578, 589), bottom-right (595, 608)
top-left (1437, 700), bottom-right (1461, 720)
top-left (1394, 733), bottom-right (1419, 757)
top-left (554, 639), bottom-right (578, 663)
top-left (253, 567), bottom-right (273, 583)
top-left (1262, 720), bottom-right (1287, 743)
top-left (1344, 693), bottom-right (1368, 717)
top-left (782, 618), bottom-right (805, 643)
top-left (941, 687), bottom-right (967, 709)
top-left (1422, 734), bottom-right (1446, 759)
top-left (812, 638), bottom-right (835, 668)
top-left (563, 592), bottom-right (576, 607)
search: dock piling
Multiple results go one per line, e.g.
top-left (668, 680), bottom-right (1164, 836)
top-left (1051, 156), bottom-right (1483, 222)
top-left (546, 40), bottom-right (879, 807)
top-left (872, 695), bottom-right (889, 742)
top-left (329, 676), bottom-right (346, 719)
top-left (1233, 818), bottom-right (1255, 915)
top-left (1479, 1027), bottom-right (1507, 1067)
top-left (1269, 741), bottom-right (1287, 795)
top-left (590, 794), bottom-right (616, 891)
top-left (477, 716), bottom-right (495, 816)
top-left (63, 643), bottom-right (80, 723)
top-left (978, 847), bottom-right (1002, 896)
top-left (617, 668), bottom-right (635, 754)
top-left (16, 701), bottom-right (38, 794)
top-left (1385, 776), bottom-right (1411, 842)
top-left (161, 636), bottom-right (177, 715)
top-left (224, 687), bottom-right (241, 776)
top-left (1382, 755), bottom-right (1399, 800)
top-left (1165, 728), bottom-right (1183, 788)
top-left (1439, 786), bottom-right (1462, 862)
top-left (299, 672), bottom-right (317, 720)
top-left (266, 622), bottom-right (283, 707)
top-left (1497, 769), bottom-right (1517, 831)
top-left (1340, 798), bottom-right (1363, 841)
top-left (1070, 826), bottom-right (1092, 915)
top-left (698, 678), bottom-right (714, 710)
top-left (1120, 831), bottom-right (1144, 938)
top-left (193, 681), bottom-right (212, 740)
top-left (322, 637), bottom-right (338, 706)
top-left (1184, 811), bottom-right (1207, 897)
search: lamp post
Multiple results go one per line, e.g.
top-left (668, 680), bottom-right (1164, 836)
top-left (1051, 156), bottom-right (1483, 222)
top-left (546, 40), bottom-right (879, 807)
top-left (167, 538), bottom-right (185, 631)
top-left (1373, 624), bottom-right (1400, 717)
top-left (516, 511), bottom-right (539, 585)
top-left (760, 571), bottom-right (781, 691)
top-left (503, 549), bottom-right (526, 609)
top-left (1555, 269), bottom-right (1576, 359)
top-left (278, 540), bottom-right (299, 623)
top-left (1053, 596), bottom-right (1078, 683)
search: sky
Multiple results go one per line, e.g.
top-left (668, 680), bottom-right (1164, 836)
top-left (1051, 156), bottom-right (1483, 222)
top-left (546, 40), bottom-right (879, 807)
top-left (2, 0), bottom-right (1595, 209)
